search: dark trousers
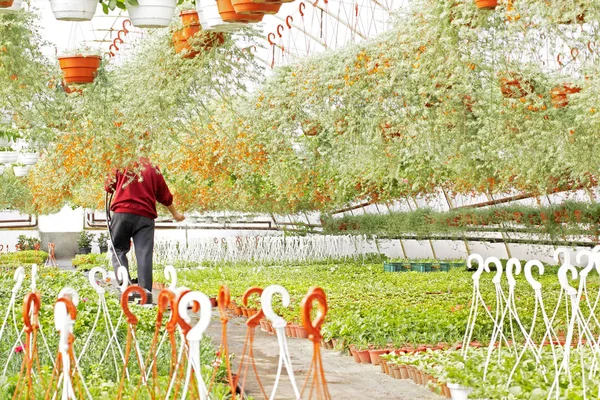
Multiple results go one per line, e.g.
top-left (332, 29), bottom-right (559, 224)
top-left (109, 212), bottom-right (155, 293)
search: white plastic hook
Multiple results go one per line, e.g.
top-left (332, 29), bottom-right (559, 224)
top-left (505, 258), bottom-right (522, 288)
top-left (117, 266), bottom-right (129, 292)
top-left (58, 287), bottom-right (80, 307)
top-left (262, 285), bottom-right (291, 329)
top-left (576, 249), bottom-right (595, 277)
top-left (554, 247), bottom-right (571, 266)
top-left (486, 257), bottom-right (504, 284)
top-left (30, 264), bottom-right (37, 292)
top-left (165, 265), bottom-right (177, 291)
top-left (88, 267), bottom-right (107, 295)
top-left (468, 254), bottom-right (488, 281)
top-left (55, 287), bottom-right (78, 333)
top-left (12, 267), bottom-right (25, 294)
top-left (178, 291), bottom-right (212, 342)
top-left (524, 260), bottom-right (544, 291)
top-left (558, 263), bottom-right (578, 296)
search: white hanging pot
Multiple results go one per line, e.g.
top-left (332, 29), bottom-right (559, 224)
top-left (50, 0), bottom-right (98, 21)
top-left (12, 165), bottom-right (29, 177)
top-left (127, 0), bottom-right (176, 28)
top-left (447, 383), bottom-right (473, 400)
top-left (0, 0), bottom-right (22, 13)
top-left (197, 1), bottom-right (244, 31)
top-left (0, 165), bottom-right (4, 176)
top-left (17, 152), bottom-right (39, 165)
top-left (0, 151), bottom-right (18, 164)
top-left (0, 137), bottom-right (10, 147)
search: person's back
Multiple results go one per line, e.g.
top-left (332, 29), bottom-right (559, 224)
top-left (105, 158), bottom-right (184, 303)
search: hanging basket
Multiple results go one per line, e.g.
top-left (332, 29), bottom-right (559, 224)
top-left (49, 0), bottom-right (98, 21)
top-left (0, 151), bottom-right (17, 164)
top-left (216, 0), bottom-right (263, 23)
top-left (13, 165), bottom-right (30, 177)
top-left (0, 0), bottom-right (14, 8)
top-left (58, 55), bottom-right (102, 84)
top-left (0, 0), bottom-right (21, 13)
top-left (17, 152), bottom-right (39, 165)
top-left (474, 0), bottom-right (497, 9)
top-left (128, 0), bottom-right (177, 28)
top-left (231, 0), bottom-right (281, 15)
top-left (550, 84), bottom-right (581, 108)
top-left (197, 0), bottom-right (246, 31)
top-left (172, 26), bottom-right (201, 58)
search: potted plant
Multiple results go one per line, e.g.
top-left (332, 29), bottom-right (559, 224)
top-left (474, 0), bottom-right (497, 9)
top-left (97, 232), bottom-right (109, 253)
top-left (17, 148), bottom-right (39, 165)
top-left (0, 146), bottom-right (17, 164)
top-left (0, 0), bottom-right (14, 8)
top-left (49, 0), bottom-right (99, 21)
top-left (125, 0), bottom-right (178, 28)
top-left (77, 231), bottom-right (94, 254)
top-left (58, 47), bottom-right (103, 85)
top-left (196, 0), bottom-right (245, 31)
top-left (11, 162), bottom-right (29, 177)
top-left (0, 0), bottom-right (21, 13)
top-left (216, 0), bottom-right (263, 23)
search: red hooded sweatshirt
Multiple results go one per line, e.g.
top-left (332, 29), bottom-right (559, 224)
top-left (104, 158), bottom-right (173, 219)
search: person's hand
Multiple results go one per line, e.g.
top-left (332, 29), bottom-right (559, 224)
top-left (173, 212), bottom-right (185, 222)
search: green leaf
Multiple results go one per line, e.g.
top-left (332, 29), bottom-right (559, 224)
top-left (126, 0), bottom-right (139, 5)
top-left (101, 2), bottom-right (109, 13)
top-left (108, 0), bottom-right (117, 9)
top-left (116, 1), bottom-right (127, 9)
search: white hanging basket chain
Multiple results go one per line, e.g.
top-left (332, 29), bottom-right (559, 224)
top-left (462, 249), bottom-right (600, 398)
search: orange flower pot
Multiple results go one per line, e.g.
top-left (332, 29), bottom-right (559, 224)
top-left (231, 0), bottom-right (281, 15)
top-left (475, 0), bottom-right (497, 9)
top-left (216, 0), bottom-right (263, 23)
top-left (172, 26), bottom-right (201, 58)
top-left (58, 55), bottom-right (101, 84)
top-left (499, 72), bottom-right (533, 99)
top-left (180, 9), bottom-right (200, 26)
top-left (0, 0), bottom-right (14, 7)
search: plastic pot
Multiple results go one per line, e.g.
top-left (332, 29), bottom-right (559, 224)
top-left (12, 165), bottom-right (29, 177)
top-left (0, 151), bottom-right (17, 163)
top-left (128, 0), bottom-right (176, 28)
top-left (357, 349), bottom-right (371, 364)
top-left (368, 349), bottom-right (388, 365)
top-left (58, 55), bottom-right (102, 84)
top-left (475, 0), bottom-right (497, 9)
top-left (447, 383), bottom-right (473, 400)
top-left (17, 152), bottom-right (39, 165)
top-left (197, 0), bottom-right (245, 31)
top-left (50, 0), bottom-right (98, 21)
top-left (216, 0), bottom-right (263, 23)
top-left (296, 325), bottom-right (309, 339)
top-left (0, 0), bottom-right (21, 13)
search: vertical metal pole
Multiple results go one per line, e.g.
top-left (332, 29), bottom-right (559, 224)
top-left (410, 196), bottom-right (438, 260)
top-left (441, 188), bottom-right (471, 256)
top-left (485, 192), bottom-right (512, 259)
top-left (385, 201), bottom-right (407, 259)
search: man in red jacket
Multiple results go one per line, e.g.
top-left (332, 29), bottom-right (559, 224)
top-left (105, 158), bottom-right (184, 303)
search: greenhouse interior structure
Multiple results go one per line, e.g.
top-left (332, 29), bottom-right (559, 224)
top-left (2, 0), bottom-right (600, 398)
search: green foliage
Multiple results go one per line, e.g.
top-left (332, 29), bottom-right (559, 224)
top-left (77, 231), bottom-right (94, 249)
top-left (16, 235), bottom-right (40, 251)
top-left (71, 252), bottom-right (107, 272)
top-left (0, 250), bottom-right (48, 265)
top-left (322, 201), bottom-right (600, 240)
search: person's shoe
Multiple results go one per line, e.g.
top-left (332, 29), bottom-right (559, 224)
top-left (128, 289), bottom-right (153, 305)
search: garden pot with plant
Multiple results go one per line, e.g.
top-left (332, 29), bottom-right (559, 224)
top-left (58, 52), bottom-right (102, 85)
top-left (12, 163), bottom-right (29, 177)
top-left (77, 231), bottom-right (94, 255)
top-left (231, 0), bottom-right (281, 15)
top-left (0, 0), bottom-right (21, 13)
top-left (17, 150), bottom-right (39, 165)
top-left (97, 232), bottom-right (109, 253)
top-left (474, 0), bottom-right (497, 9)
top-left (446, 383), bottom-right (473, 400)
top-left (127, 0), bottom-right (177, 28)
top-left (216, 0), bottom-right (263, 23)
top-left (197, 0), bottom-right (245, 31)
top-left (49, 0), bottom-right (99, 21)
top-left (0, 0), bottom-right (14, 8)
top-left (0, 147), bottom-right (17, 163)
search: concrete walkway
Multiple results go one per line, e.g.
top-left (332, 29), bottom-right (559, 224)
top-left (206, 314), bottom-right (442, 400)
